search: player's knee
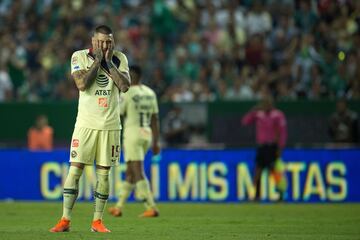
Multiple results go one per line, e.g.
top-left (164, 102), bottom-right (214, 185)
top-left (126, 174), bottom-right (135, 184)
top-left (134, 172), bottom-right (145, 182)
top-left (131, 162), bottom-right (144, 182)
top-left (96, 168), bottom-right (110, 183)
top-left (64, 166), bottom-right (83, 191)
top-left (126, 165), bottom-right (134, 182)
top-left (71, 162), bottom-right (85, 169)
top-left (68, 166), bottom-right (83, 179)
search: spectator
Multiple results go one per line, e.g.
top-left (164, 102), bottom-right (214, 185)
top-left (292, 34), bottom-right (320, 97)
top-left (294, 0), bottom-right (318, 33)
top-left (245, 1), bottom-right (272, 36)
top-left (215, 80), bottom-right (229, 100)
top-left (245, 34), bottom-right (265, 68)
top-left (0, 1), bottom-right (359, 102)
top-left (225, 75), bottom-right (254, 100)
top-left (28, 114), bottom-right (54, 151)
top-left (0, 63), bottom-right (13, 102)
top-left (241, 95), bottom-right (287, 200)
top-left (162, 105), bottom-right (188, 146)
top-left (329, 98), bottom-right (358, 143)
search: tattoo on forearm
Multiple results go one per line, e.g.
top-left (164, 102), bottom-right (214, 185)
top-left (83, 60), bottom-right (101, 88)
top-left (108, 64), bottom-right (131, 92)
top-left (72, 60), bottom-right (100, 90)
top-left (72, 70), bottom-right (87, 82)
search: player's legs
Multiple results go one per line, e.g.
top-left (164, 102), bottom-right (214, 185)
top-left (110, 131), bottom-right (141, 215)
top-left (90, 165), bottom-right (111, 232)
top-left (50, 127), bottom-right (97, 232)
top-left (254, 145), bottom-right (266, 200)
top-left (110, 130), bottom-right (157, 217)
top-left (63, 162), bottom-right (84, 220)
top-left (267, 144), bottom-right (286, 200)
top-left (133, 138), bottom-right (158, 216)
top-left (67, 127), bottom-right (97, 217)
top-left (131, 161), bottom-right (158, 217)
top-left (255, 144), bottom-right (284, 201)
top-left (125, 163), bottom-right (135, 184)
top-left (93, 165), bottom-right (110, 221)
top-left (92, 130), bottom-right (119, 231)
top-left (50, 162), bottom-right (85, 232)
top-left (91, 164), bottom-right (111, 232)
top-left (109, 163), bottom-right (135, 216)
top-left (109, 133), bottom-right (139, 217)
top-left (254, 165), bottom-right (263, 201)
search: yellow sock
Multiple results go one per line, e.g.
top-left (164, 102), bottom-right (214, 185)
top-left (62, 166), bottom-right (83, 220)
top-left (136, 179), bottom-right (156, 210)
top-left (116, 181), bottom-right (135, 209)
top-left (93, 168), bottom-right (110, 221)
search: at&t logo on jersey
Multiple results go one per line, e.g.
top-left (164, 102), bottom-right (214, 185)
top-left (95, 90), bottom-right (111, 96)
top-left (96, 74), bottom-right (109, 88)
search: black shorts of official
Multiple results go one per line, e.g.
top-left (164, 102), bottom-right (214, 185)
top-left (255, 143), bottom-right (278, 169)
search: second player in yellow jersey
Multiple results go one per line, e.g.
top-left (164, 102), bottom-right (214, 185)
top-left (121, 78), bottom-right (159, 162)
top-left (109, 65), bottom-right (160, 218)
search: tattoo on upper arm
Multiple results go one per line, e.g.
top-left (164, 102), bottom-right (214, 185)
top-left (72, 70), bottom-right (88, 90)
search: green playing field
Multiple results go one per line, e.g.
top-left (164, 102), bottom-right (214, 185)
top-left (0, 202), bottom-right (359, 240)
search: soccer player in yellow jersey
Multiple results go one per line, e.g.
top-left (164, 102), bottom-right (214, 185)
top-left (50, 25), bottom-right (131, 233)
top-left (108, 65), bottom-right (160, 218)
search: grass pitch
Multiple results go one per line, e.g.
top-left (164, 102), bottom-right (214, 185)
top-left (0, 202), bottom-right (359, 240)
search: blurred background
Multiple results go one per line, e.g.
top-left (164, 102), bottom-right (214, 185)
top-left (0, 0), bottom-right (360, 148)
top-left (1, 3), bottom-right (360, 239)
top-left (0, 0), bottom-right (360, 203)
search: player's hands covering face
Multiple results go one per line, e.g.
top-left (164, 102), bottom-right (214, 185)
top-left (105, 37), bottom-right (114, 63)
top-left (92, 37), bottom-right (104, 62)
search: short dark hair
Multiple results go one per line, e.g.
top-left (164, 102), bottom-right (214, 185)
top-left (95, 25), bottom-right (112, 35)
top-left (130, 65), bottom-right (142, 78)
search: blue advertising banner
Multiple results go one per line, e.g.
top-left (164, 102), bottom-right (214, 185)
top-left (0, 149), bottom-right (359, 202)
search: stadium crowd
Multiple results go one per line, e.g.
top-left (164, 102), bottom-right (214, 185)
top-left (0, 0), bottom-right (360, 103)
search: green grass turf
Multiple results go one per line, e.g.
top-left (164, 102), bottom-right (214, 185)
top-left (0, 202), bottom-right (359, 240)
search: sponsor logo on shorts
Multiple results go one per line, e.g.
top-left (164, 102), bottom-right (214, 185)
top-left (98, 97), bottom-right (108, 107)
top-left (72, 139), bottom-right (79, 147)
top-left (71, 150), bottom-right (77, 158)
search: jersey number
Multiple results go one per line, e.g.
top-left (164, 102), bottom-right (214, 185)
top-left (139, 112), bottom-right (151, 127)
top-left (111, 145), bottom-right (120, 157)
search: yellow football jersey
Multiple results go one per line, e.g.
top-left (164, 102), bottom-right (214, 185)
top-left (121, 84), bottom-right (159, 130)
top-left (70, 48), bottom-right (129, 130)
